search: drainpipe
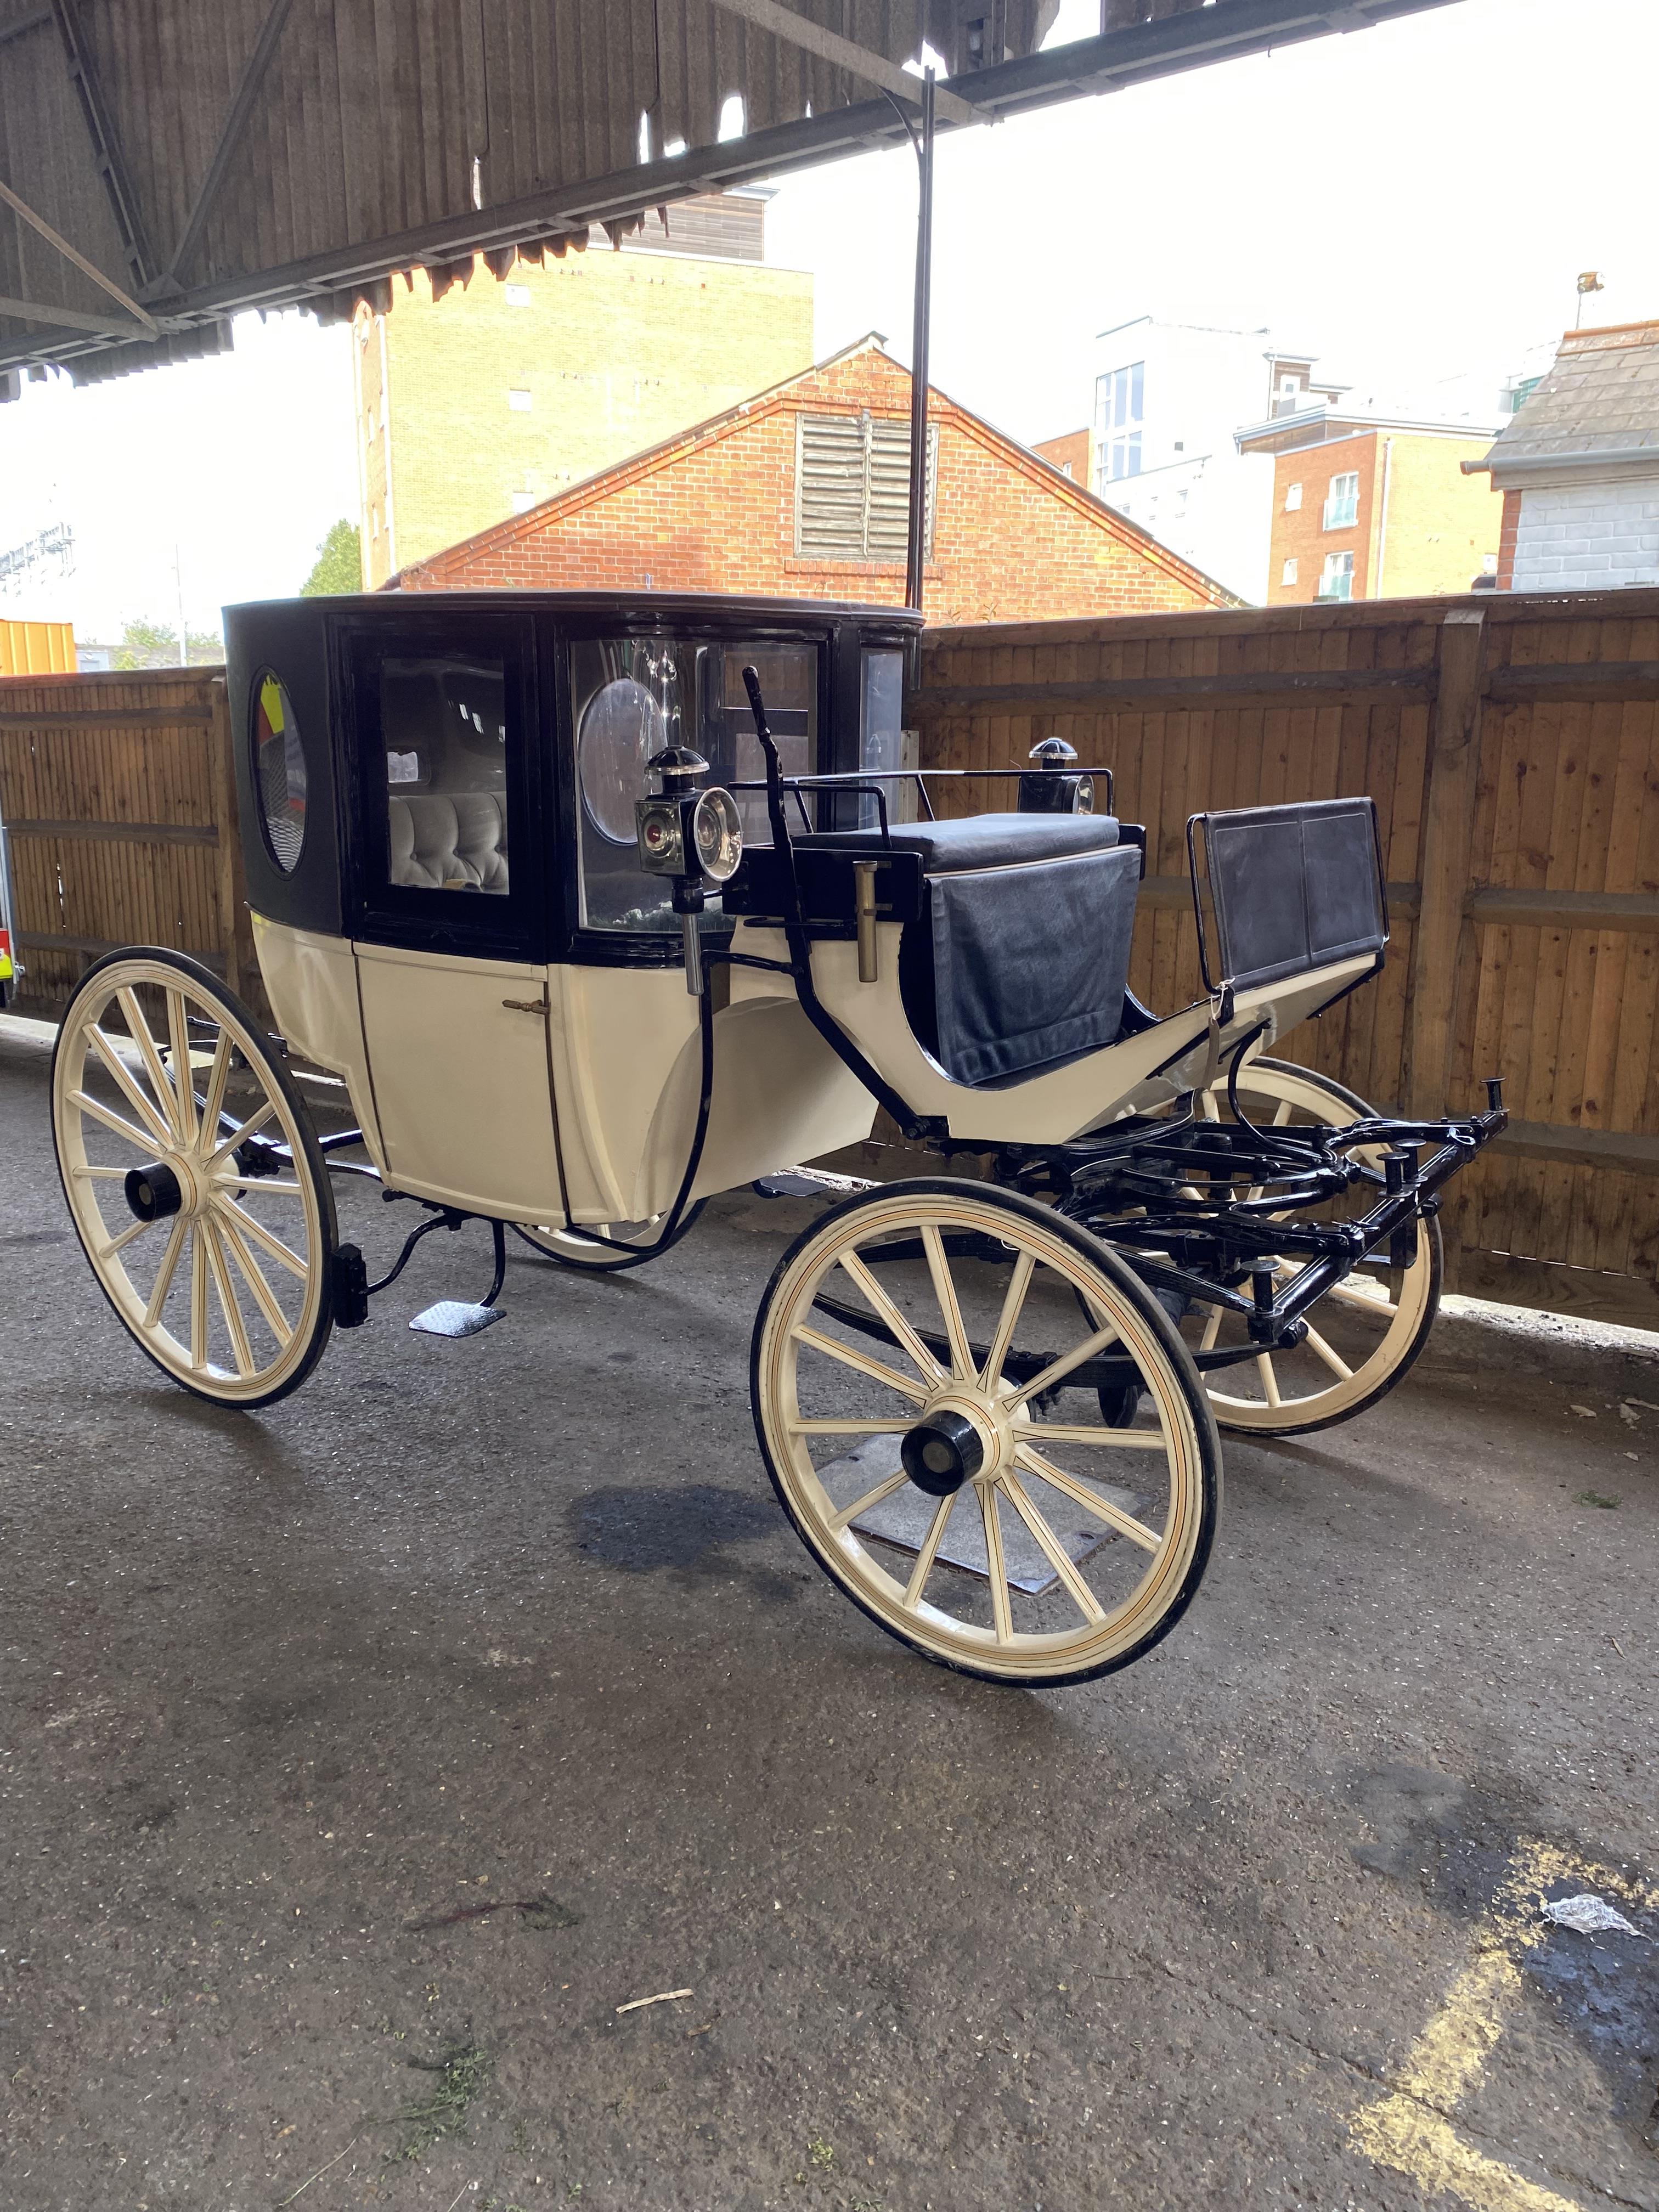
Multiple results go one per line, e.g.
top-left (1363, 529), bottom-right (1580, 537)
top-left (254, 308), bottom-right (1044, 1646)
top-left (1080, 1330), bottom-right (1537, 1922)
top-left (1373, 436), bottom-right (1394, 599)
top-left (378, 314), bottom-right (397, 578)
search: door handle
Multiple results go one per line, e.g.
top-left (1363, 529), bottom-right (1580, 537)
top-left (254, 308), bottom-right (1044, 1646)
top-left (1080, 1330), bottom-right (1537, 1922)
top-left (501, 994), bottom-right (549, 1015)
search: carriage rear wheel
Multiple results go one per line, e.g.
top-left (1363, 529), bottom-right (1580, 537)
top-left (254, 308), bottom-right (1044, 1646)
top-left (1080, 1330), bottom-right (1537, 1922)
top-left (1188, 1056), bottom-right (1441, 1436)
top-left (752, 1178), bottom-right (1221, 1687)
top-left (52, 949), bottom-right (337, 1407)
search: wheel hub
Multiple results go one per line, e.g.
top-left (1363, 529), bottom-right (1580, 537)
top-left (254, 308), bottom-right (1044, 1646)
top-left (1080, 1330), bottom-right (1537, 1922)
top-left (124, 1158), bottom-right (184, 1223)
top-left (901, 1407), bottom-right (984, 1496)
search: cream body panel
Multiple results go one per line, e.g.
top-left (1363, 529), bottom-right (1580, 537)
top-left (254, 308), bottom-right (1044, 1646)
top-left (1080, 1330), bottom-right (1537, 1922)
top-left (733, 924), bottom-right (1374, 1145)
top-left (353, 940), bottom-right (567, 1218)
top-left (546, 960), bottom-right (876, 1223)
top-left (251, 914), bottom-right (387, 1172)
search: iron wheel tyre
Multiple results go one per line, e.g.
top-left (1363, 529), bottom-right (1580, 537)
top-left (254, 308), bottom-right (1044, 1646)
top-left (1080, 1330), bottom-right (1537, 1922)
top-left (752, 1177), bottom-right (1222, 1688)
top-left (1189, 1055), bottom-right (1442, 1437)
top-left (51, 948), bottom-right (337, 1407)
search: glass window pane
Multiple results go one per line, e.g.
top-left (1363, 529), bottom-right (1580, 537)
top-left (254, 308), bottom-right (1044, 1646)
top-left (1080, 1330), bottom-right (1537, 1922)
top-left (859, 648), bottom-right (905, 828)
top-left (252, 669), bottom-right (306, 874)
top-left (571, 635), bottom-right (820, 932)
top-left (1130, 359), bottom-right (1144, 425)
top-left (380, 654), bottom-right (511, 895)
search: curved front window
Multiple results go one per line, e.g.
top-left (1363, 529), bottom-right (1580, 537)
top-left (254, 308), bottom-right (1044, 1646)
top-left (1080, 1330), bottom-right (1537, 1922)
top-left (571, 635), bottom-right (819, 932)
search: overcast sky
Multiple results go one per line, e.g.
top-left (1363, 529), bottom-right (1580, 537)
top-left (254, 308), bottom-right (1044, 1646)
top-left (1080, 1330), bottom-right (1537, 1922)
top-left (1, 0), bottom-right (1654, 642)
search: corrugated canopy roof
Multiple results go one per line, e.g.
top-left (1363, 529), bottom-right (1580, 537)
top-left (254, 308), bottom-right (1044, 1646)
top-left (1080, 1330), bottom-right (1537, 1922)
top-left (1, 0), bottom-right (1459, 392)
top-left (1481, 320), bottom-right (1659, 470)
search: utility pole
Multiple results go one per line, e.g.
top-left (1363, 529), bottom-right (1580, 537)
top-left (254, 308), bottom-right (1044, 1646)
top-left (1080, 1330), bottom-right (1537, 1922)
top-left (174, 543), bottom-right (188, 665)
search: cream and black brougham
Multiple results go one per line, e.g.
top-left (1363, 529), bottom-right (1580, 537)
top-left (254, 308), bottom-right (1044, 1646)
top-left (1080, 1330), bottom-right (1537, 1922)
top-left (50, 591), bottom-right (1506, 1687)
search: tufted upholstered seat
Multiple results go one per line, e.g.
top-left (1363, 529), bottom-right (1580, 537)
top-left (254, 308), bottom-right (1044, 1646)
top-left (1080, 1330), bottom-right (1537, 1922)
top-left (388, 790), bottom-right (510, 892)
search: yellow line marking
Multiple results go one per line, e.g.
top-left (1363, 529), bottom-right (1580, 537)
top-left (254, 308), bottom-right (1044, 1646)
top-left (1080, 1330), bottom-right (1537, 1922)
top-left (1350, 1839), bottom-right (1657, 2211)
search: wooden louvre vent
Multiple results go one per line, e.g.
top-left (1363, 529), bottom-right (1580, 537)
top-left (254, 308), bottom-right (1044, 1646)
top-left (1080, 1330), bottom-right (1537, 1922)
top-left (796, 413), bottom-right (936, 561)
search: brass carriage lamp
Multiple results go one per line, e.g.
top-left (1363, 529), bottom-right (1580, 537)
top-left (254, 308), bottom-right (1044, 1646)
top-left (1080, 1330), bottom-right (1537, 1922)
top-left (635, 744), bottom-right (743, 994)
top-left (1019, 736), bottom-right (1094, 816)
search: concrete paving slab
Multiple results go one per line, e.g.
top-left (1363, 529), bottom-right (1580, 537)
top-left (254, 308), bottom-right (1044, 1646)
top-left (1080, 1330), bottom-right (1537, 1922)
top-left (0, 1026), bottom-right (1655, 2212)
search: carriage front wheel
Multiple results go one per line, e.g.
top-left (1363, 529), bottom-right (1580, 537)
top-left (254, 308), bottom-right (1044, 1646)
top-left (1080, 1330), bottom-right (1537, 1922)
top-left (752, 1178), bottom-right (1222, 1687)
top-left (51, 949), bottom-right (337, 1407)
top-left (1189, 1056), bottom-right (1442, 1436)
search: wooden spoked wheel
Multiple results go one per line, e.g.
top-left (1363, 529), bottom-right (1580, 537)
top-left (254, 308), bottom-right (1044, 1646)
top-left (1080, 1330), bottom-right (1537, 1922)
top-left (752, 1178), bottom-right (1221, 1687)
top-left (512, 1203), bottom-right (704, 1269)
top-left (51, 950), bottom-right (337, 1407)
top-left (1186, 1056), bottom-right (1442, 1436)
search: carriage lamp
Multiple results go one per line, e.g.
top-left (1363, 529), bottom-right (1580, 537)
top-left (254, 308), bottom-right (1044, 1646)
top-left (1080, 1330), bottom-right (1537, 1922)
top-left (1019, 736), bottom-right (1094, 816)
top-left (635, 744), bottom-right (744, 994)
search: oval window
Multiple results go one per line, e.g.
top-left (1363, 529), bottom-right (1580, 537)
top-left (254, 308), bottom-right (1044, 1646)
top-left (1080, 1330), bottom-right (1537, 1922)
top-left (578, 675), bottom-right (667, 846)
top-left (252, 670), bottom-right (307, 874)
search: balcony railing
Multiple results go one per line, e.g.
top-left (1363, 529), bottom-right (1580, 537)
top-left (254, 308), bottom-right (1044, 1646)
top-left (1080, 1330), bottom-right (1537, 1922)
top-left (1323, 493), bottom-right (1358, 530)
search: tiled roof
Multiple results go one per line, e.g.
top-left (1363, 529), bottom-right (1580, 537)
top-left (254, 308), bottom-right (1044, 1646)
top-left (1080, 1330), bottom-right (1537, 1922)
top-left (1483, 320), bottom-right (1659, 465)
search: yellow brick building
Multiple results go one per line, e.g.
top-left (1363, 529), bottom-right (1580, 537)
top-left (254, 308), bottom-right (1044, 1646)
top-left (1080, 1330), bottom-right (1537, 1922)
top-left (1236, 402), bottom-right (1503, 603)
top-left (354, 194), bottom-right (815, 589)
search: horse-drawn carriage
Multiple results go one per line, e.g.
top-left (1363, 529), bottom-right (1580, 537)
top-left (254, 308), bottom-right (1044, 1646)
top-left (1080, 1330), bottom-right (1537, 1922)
top-left (49, 591), bottom-right (1504, 1685)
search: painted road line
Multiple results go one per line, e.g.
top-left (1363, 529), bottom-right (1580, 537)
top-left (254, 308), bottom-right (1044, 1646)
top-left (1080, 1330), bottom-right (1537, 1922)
top-left (1351, 1839), bottom-right (1656, 2210)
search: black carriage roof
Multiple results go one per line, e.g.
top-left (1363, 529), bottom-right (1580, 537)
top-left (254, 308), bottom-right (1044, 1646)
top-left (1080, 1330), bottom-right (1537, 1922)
top-left (224, 589), bottom-right (924, 627)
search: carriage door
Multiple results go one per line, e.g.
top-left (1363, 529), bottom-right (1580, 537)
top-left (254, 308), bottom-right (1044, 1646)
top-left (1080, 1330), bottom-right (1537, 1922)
top-left (348, 618), bottom-right (567, 1222)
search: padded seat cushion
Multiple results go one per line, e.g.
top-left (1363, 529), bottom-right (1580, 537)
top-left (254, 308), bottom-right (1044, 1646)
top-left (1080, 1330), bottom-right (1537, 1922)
top-left (797, 811), bottom-right (1119, 874)
top-left (389, 792), bottom-right (510, 893)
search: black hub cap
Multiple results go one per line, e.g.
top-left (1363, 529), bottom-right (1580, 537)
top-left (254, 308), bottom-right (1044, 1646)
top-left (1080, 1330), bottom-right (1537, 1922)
top-left (125, 1160), bottom-right (183, 1223)
top-left (901, 1408), bottom-right (985, 1497)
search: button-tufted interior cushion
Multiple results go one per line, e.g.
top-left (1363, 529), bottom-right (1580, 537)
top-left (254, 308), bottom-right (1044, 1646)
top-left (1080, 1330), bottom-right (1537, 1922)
top-left (388, 792), bottom-right (509, 893)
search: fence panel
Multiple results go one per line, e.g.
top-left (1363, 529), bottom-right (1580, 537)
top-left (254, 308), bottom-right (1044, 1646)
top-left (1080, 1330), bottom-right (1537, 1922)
top-left (915, 586), bottom-right (1659, 1329)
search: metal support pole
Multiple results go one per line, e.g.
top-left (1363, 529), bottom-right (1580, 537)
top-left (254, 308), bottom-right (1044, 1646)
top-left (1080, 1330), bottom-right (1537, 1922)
top-left (905, 70), bottom-right (935, 616)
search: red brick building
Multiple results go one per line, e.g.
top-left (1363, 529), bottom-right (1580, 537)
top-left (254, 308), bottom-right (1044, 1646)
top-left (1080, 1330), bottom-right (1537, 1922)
top-left (387, 337), bottom-right (1237, 622)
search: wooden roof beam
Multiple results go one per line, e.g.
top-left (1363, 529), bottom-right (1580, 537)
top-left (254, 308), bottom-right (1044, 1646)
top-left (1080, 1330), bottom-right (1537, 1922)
top-left (0, 175), bottom-right (157, 331)
top-left (156, 0), bottom-right (296, 294)
top-left (706, 0), bottom-right (980, 126)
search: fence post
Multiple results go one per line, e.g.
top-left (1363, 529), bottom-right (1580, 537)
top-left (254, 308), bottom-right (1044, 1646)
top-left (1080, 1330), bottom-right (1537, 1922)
top-left (1404, 607), bottom-right (1486, 1117)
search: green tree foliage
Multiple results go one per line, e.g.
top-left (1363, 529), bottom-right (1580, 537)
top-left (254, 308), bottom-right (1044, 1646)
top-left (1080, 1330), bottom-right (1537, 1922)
top-left (112, 616), bottom-right (224, 669)
top-left (300, 518), bottom-right (363, 596)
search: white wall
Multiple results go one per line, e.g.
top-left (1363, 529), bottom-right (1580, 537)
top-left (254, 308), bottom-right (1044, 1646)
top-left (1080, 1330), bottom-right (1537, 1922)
top-left (1510, 475), bottom-right (1659, 591)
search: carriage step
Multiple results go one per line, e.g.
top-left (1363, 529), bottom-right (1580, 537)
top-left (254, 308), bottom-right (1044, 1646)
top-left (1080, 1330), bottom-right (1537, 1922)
top-left (409, 1298), bottom-right (505, 1339)
top-left (822, 1436), bottom-right (1145, 1598)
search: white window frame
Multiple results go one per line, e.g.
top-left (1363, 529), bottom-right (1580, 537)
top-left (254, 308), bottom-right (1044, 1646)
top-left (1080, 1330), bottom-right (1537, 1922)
top-left (1319, 550), bottom-right (1355, 601)
top-left (1284, 482), bottom-right (1302, 512)
top-left (1323, 471), bottom-right (1359, 531)
top-left (1281, 557), bottom-right (1299, 586)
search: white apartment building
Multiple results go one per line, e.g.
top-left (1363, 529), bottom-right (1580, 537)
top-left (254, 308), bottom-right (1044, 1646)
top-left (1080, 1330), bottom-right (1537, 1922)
top-left (1082, 313), bottom-right (1346, 602)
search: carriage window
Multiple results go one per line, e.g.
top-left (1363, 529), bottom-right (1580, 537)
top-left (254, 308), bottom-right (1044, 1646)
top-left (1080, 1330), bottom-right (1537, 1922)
top-left (379, 654), bottom-right (511, 895)
top-left (859, 648), bottom-right (904, 828)
top-left (571, 635), bottom-right (819, 931)
top-left (251, 670), bottom-right (306, 873)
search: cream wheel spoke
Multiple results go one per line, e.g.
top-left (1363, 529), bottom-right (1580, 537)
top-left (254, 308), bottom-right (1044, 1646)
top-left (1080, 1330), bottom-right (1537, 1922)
top-left (1198, 1305), bottom-right (1223, 1353)
top-left (1002, 1320), bottom-right (1120, 1411)
top-left (902, 1490), bottom-right (957, 1609)
top-left (83, 1030), bottom-right (172, 1149)
top-left (116, 986), bottom-right (181, 1140)
top-left (198, 1029), bottom-right (233, 1141)
top-left (70, 1164), bottom-right (127, 1182)
top-left (215, 1211), bottom-right (294, 1350)
top-left (202, 1219), bottom-right (255, 1378)
top-left (189, 1227), bottom-right (210, 1369)
top-left (978, 1250), bottom-right (1035, 1392)
top-left (1272, 1099), bottom-right (1293, 1126)
top-left (217, 1194), bottom-right (308, 1279)
top-left (788, 1418), bottom-right (909, 1437)
top-left (207, 1099), bottom-right (276, 1167)
top-left (166, 988), bottom-right (198, 1146)
top-left (980, 1484), bottom-right (1013, 1643)
top-left (837, 1250), bottom-right (947, 1387)
top-left (1001, 1470), bottom-right (1105, 1623)
top-left (1323, 1275), bottom-right (1398, 1317)
top-left (828, 1468), bottom-right (910, 1533)
top-left (1013, 1442), bottom-right (1163, 1554)
top-left (215, 1175), bottom-right (306, 1197)
top-left (1020, 1420), bottom-right (1167, 1451)
top-left (1302, 1324), bottom-right (1354, 1381)
top-left (792, 1324), bottom-right (927, 1404)
top-left (94, 1217), bottom-right (152, 1262)
top-left (920, 1224), bottom-right (974, 1380)
top-left (144, 1215), bottom-right (190, 1328)
top-left (70, 1087), bottom-right (160, 1154)
top-left (1255, 1353), bottom-right (1282, 1407)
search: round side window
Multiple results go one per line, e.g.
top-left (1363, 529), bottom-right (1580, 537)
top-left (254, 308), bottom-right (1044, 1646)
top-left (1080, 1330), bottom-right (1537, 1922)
top-left (579, 676), bottom-right (667, 846)
top-left (252, 670), bottom-right (306, 874)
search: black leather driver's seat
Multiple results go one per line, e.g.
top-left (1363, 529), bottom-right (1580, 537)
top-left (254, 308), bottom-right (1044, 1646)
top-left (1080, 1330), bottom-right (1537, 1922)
top-left (795, 811), bottom-right (1121, 873)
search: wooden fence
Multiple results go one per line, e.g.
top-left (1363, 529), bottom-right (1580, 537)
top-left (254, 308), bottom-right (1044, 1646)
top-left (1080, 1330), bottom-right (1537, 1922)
top-left (915, 585), bottom-right (1659, 1329)
top-left (0, 667), bottom-right (256, 1016)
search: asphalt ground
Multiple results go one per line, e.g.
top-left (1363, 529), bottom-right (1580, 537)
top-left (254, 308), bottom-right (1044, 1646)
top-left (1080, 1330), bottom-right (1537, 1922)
top-left (1, 1015), bottom-right (1655, 2212)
